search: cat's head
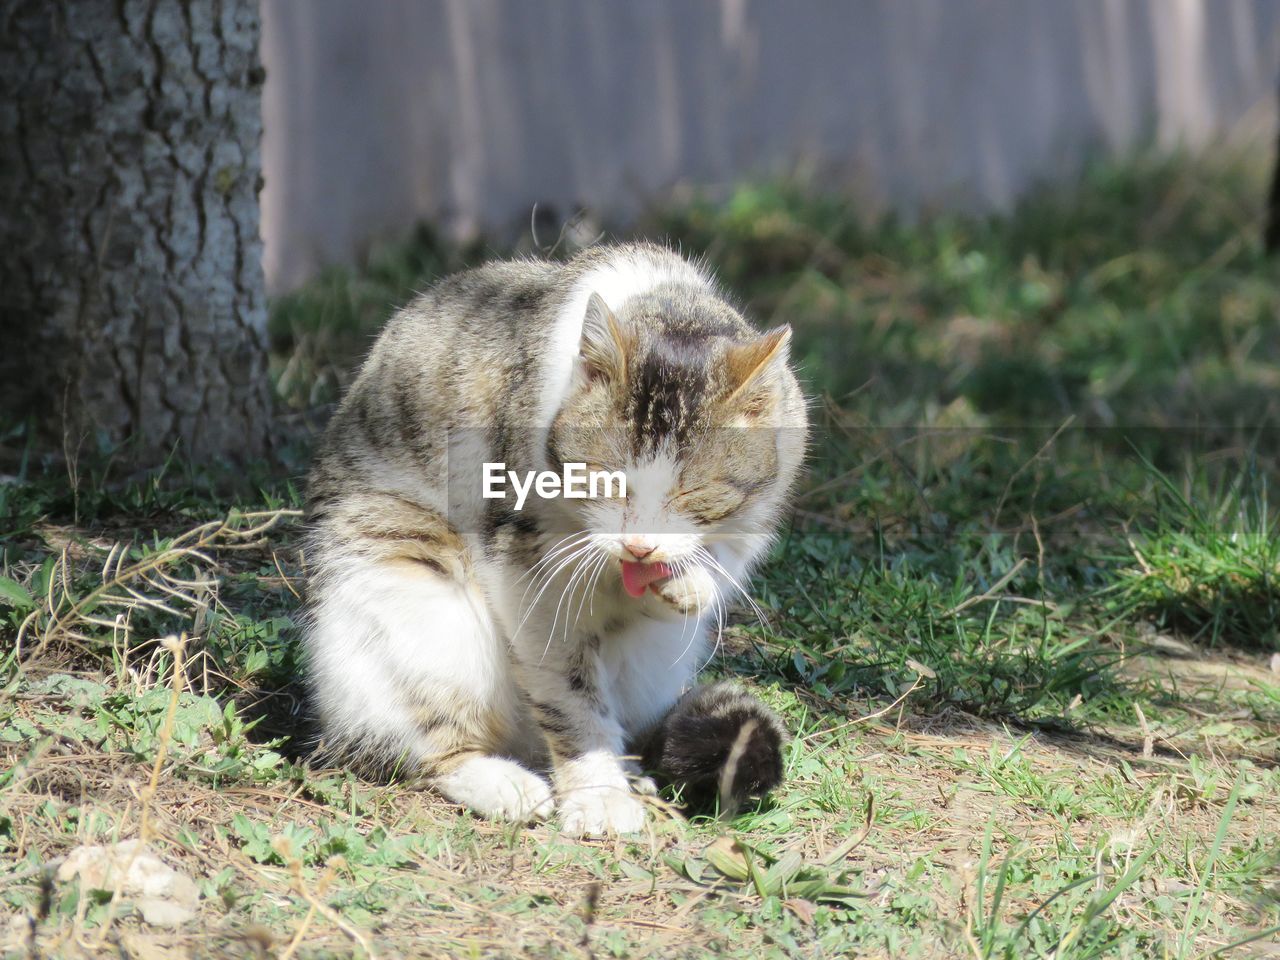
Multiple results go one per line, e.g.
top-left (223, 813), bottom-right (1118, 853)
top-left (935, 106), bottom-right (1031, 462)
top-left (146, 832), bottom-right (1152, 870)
top-left (545, 286), bottom-right (807, 576)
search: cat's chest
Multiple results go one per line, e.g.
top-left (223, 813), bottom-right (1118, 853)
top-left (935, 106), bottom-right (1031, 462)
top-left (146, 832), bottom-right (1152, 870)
top-left (594, 607), bottom-right (704, 734)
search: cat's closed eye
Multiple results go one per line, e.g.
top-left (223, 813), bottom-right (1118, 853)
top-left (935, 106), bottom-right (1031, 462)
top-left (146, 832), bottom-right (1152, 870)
top-left (671, 483), bottom-right (746, 523)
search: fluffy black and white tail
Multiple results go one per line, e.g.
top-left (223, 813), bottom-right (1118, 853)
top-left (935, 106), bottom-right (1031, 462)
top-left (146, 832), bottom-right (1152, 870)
top-left (643, 682), bottom-right (787, 812)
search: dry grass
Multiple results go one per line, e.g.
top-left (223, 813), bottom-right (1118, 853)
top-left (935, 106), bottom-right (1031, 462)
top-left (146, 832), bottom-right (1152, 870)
top-left (2, 508), bottom-right (1277, 958)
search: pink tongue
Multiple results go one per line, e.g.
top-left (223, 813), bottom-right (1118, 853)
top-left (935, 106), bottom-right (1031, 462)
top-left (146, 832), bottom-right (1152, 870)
top-left (621, 560), bottom-right (673, 598)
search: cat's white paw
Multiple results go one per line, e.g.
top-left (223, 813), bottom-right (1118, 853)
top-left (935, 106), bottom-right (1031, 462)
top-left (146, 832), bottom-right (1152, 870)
top-left (654, 565), bottom-right (718, 615)
top-left (559, 785), bottom-right (648, 836)
top-left (433, 756), bottom-right (555, 823)
top-left (631, 775), bottom-right (659, 797)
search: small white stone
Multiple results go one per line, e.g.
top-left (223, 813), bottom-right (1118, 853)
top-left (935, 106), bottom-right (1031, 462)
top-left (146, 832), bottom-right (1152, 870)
top-left (135, 897), bottom-right (196, 927)
top-left (56, 840), bottom-right (199, 927)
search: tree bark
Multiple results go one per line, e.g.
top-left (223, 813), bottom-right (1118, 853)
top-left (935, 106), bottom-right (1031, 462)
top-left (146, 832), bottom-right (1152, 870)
top-left (0, 0), bottom-right (271, 463)
top-left (1267, 81), bottom-right (1280, 254)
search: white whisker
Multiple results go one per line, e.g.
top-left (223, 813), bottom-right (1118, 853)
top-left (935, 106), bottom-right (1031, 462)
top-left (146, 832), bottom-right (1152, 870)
top-left (545, 546), bottom-right (596, 657)
top-left (694, 545), bottom-right (769, 630)
top-left (670, 555), bottom-right (702, 668)
top-left (516, 539), bottom-right (592, 640)
top-left (577, 547), bottom-right (611, 621)
top-left (587, 553), bottom-right (610, 614)
top-left (564, 546), bottom-right (607, 644)
top-left (699, 576), bottom-right (727, 674)
top-left (518, 532), bottom-right (592, 595)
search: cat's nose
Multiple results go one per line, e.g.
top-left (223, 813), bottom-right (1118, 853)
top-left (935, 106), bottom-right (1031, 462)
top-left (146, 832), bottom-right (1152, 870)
top-left (623, 539), bottom-right (656, 560)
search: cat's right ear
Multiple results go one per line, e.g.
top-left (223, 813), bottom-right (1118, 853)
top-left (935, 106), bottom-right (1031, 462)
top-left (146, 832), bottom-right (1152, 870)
top-left (577, 292), bottom-right (629, 385)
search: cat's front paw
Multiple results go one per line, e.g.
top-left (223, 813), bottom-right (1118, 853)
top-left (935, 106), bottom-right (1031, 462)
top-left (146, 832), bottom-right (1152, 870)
top-left (559, 785), bottom-right (648, 836)
top-left (433, 756), bottom-right (555, 823)
top-left (654, 565), bottom-right (717, 615)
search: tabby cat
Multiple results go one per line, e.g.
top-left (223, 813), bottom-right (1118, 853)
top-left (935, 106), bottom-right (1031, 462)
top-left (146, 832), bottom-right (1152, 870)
top-left (302, 243), bottom-right (807, 835)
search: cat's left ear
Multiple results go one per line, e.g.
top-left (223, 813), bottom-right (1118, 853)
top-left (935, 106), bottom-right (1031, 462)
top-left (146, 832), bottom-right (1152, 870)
top-left (723, 325), bottom-right (791, 409)
top-left (577, 292), bottom-right (629, 385)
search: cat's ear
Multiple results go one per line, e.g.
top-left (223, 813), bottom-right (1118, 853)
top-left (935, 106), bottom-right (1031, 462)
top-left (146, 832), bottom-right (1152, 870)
top-left (578, 292), bottom-right (629, 384)
top-left (723, 325), bottom-right (791, 410)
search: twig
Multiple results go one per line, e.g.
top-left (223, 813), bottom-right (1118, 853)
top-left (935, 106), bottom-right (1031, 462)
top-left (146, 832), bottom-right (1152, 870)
top-left (945, 558), bottom-right (1030, 618)
top-left (1134, 703), bottom-right (1153, 759)
top-left (275, 839), bottom-right (377, 959)
top-left (817, 794), bottom-right (876, 865)
top-left (801, 672), bottom-right (927, 744)
top-left (992, 416), bottom-right (1075, 528)
top-left (18, 508), bottom-right (300, 665)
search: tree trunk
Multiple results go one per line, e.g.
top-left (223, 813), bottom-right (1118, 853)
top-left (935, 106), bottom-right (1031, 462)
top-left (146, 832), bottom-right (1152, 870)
top-left (0, 0), bottom-right (271, 463)
top-left (1267, 81), bottom-right (1280, 254)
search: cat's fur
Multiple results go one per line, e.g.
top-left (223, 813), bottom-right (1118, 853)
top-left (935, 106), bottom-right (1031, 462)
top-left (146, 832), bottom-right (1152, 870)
top-left (302, 243), bottom-right (807, 835)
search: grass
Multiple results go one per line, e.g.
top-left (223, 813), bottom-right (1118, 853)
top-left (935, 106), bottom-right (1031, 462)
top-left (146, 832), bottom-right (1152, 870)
top-left (2, 150), bottom-right (1280, 957)
top-left (1106, 453), bottom-right (1280, 649)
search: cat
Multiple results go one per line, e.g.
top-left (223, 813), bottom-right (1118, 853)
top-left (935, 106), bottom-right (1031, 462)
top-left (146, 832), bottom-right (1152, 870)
top-left (301, 242), bottom-right (807, 835)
